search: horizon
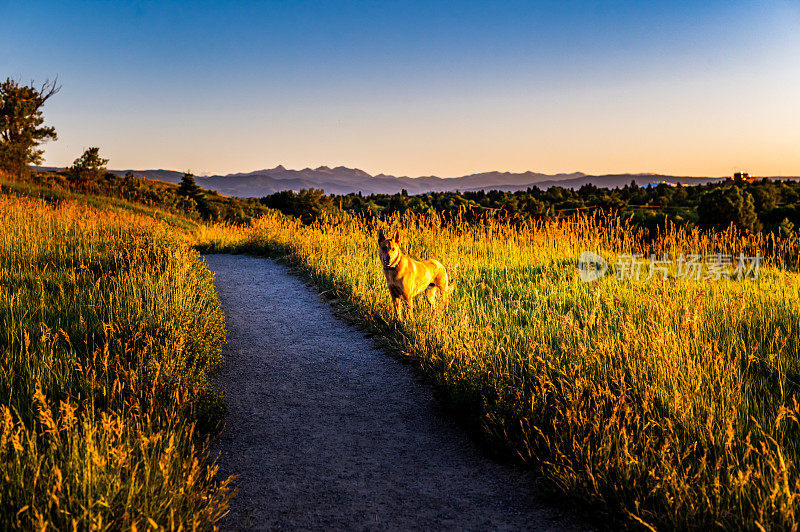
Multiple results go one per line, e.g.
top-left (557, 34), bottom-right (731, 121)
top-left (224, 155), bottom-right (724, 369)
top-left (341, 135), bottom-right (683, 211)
top-left (4, 1), bottom-right (800, 177)
top-left (36, 162), bottom-right (794, 181)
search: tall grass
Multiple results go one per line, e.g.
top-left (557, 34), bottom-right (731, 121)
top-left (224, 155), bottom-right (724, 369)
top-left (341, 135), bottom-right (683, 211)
top-left (0, 194), bottom-right (233, 530)
top-left (198, 210), bottom-right (800, 530)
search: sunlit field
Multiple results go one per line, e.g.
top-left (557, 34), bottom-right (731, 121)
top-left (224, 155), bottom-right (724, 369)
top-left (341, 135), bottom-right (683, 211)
top-left (199, 211), bottom-right (800, 529)
top-left (0, 193), bottom-right (232, 530)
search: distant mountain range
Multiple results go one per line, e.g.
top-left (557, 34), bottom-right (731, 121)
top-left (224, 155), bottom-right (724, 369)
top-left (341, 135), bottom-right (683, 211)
top-left (36, 165), bottom-right (798, 198)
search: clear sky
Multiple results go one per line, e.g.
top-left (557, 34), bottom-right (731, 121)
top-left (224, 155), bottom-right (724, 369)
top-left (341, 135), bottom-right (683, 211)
top-left (2, 1), bottom-right (799, 177)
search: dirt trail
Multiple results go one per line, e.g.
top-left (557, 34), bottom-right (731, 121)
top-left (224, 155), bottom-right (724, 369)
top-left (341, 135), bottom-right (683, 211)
top-left (205, 254), bottom-right (586, 531)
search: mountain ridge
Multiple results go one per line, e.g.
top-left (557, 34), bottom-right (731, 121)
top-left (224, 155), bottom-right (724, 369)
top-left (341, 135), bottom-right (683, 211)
top-left (35, 165), bottom-right (796, 198)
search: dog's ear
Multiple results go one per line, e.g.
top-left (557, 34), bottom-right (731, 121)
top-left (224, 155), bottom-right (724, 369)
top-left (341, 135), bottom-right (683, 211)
top-left (377, 228), bottom-right (385, 242)
top-left (393, 230), bottom-right (400, 244)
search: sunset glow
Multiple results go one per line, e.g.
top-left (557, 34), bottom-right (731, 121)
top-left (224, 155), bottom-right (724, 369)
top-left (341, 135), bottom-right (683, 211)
top-left (3, 1), bottom-right (799, 177)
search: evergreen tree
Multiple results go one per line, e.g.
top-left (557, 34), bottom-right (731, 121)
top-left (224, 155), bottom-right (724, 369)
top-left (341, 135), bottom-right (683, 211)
top-left (0, 78), bottom-right (60, 178)
top-left (178, 172), bottom-right (202, 197)
top-left (69, 147), bottom-right (108, 185)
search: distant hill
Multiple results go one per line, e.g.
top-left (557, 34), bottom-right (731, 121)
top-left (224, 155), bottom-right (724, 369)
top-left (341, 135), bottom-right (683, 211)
top-left (34, 165), bottom-right (798, 197)
top-left (465, 173), bottom-right (729, 192)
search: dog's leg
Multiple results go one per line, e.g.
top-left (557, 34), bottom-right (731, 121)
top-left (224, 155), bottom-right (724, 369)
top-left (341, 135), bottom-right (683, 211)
top-left (392, 296), bottom-right (402, 320)
top-left (403, 295), bottom-right (414, 319)
top-left (425, 285), bottom-right (437, 308)
top-left (443, 281), bottom-right (454, 306)
top-left (435, 270), bottom-right (452, 307)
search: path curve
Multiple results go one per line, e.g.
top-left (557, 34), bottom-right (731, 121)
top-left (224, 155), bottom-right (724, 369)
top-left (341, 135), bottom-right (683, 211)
top-left (205, 254), bottom-right (585, 531)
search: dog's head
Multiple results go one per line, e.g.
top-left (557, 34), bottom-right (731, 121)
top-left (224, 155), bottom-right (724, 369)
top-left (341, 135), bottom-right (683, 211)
top-left (377, 229), bottom-right (401, 269)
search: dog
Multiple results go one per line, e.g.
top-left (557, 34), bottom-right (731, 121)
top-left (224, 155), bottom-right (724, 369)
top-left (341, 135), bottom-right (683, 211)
top-left (377, 228), bottom-right (453, 319)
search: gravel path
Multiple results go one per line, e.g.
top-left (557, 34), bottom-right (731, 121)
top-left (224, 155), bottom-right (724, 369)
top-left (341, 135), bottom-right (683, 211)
top-left (205, 254), bottom-right (586, 531)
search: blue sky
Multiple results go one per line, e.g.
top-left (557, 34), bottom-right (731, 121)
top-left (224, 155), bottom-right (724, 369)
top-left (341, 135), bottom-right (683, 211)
top-left (2, 1), bottom-right (799, 176)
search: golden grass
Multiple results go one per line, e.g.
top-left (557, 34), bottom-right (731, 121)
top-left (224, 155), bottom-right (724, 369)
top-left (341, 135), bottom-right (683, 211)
top-left (198, 210), bottom-right (800, 530)
top-left (0, 194), bottom-right (232, 530)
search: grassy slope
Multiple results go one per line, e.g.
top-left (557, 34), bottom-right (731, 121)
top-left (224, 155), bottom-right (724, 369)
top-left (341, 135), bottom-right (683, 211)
top-left (198, 211), bottom-right (800, 530)
top-left (0, 185), bottom-right (233, 529)
top-left (0, 174), bottom-right (200, 233)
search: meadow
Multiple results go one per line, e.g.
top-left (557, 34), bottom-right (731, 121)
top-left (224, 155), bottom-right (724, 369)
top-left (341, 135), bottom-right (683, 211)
top-left (5, 165), bottom-right (800, 529)
top-left (0, 191), bottom-right (232, 530)
top-left (198, 210), bottom-right (800, 530)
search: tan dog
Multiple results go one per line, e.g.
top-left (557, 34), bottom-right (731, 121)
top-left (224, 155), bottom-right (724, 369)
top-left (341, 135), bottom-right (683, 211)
top-left (377, 229), bottom-right (453, 319)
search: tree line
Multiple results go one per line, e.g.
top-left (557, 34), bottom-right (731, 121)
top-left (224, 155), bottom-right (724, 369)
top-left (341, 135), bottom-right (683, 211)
top-left (260, 178), bottom-right (800, 236)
